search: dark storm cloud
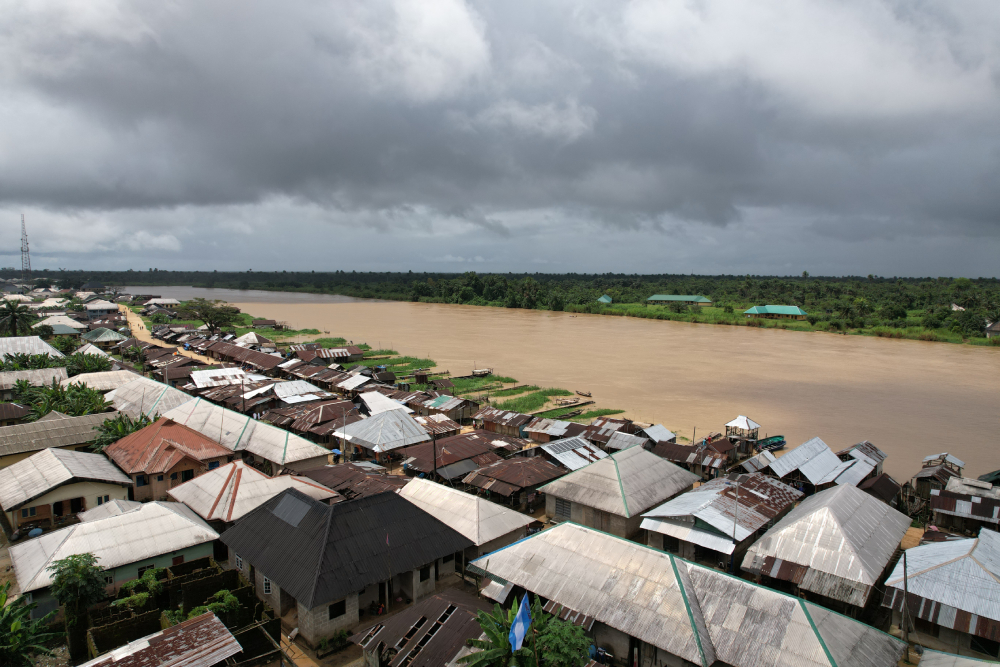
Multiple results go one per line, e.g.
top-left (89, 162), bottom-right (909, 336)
top-left (1, 0), bottom-right (999, 274)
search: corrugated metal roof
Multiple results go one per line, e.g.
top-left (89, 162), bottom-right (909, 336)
top-left (642, 473), bottom-right (802, 547)
top-left (61, 370), bottom-right (138, 392)
top-left (167, 460), bottom-right (337, 522)
top-left (472, 406), bottom-right (533, 428)
top-left (0, 367), bottom-right (68, 391)
top-left (647, 295), bottom-right (711, 303)
top-left (335, 410), bottom-right (430, 453)
top-left (33, 315), bottom-right (87, 330)
top-left (740, 450), bottom-right (776, 473)
top-left (0, 447), bottom-right (132, 510)
top-left (540, 446), bottom-right (699, 518)
top-left (351, 589), bottom-right (491, 667)
top-left (104, 417), bottom-right (233, 475)
top-left (163, 399), bottom-right (330, 466)
top-left (541, 436), bottom-right (608, 470)
top-left (918, 650), bottom-right (1000, 667)
top-left (73, 343), bottom-right (110, 358)
top-left (742, 484), bottom-right (911, 606)
top-left (220, 489), bottom-right (472, 609)
top-left (338, 374), bottom-right (371, 391)
top-left (81, 327), bottom-right (127, 343)
top-left (0, 411), bottom-right (114, 457)
top-left (744, 305), bottom-right (808, 316)
top-left (605, 431), bottom-right (649, 451)
top-left (107, 377), bottom-right (194, 418)
top-left (273, 380), bottom-right (325, 399)
top-left (769, 437), bottom-right (842, 483)
top-left (471, 522), bottom-right (905, 667)
top-left (360, 391), bottom-right (413, 415)
top-left (398, 478), bottom-right (534, 546)
top-left (10, 501), bottom-right (218, 593)
top-left (641, 424), bottom-right (676, 443)
top-left (189, 367), bottom-right (249, 388)
top-left (78, 611), bottom-right (242, 667)
top-left (77, 499), bottom-right (142, 522)
top-left (923, 452), bottom-right (966, 468)
top-left (462, 458), bottom-right (565, 495)
top-left (725, 416), bottom-right (760, 430)
top-left (883, 530), bottom-right (1000, 630)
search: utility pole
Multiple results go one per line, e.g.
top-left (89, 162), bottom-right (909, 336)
top-left (902, 550), bottom-right (911, 662)
top-left (20, 214), bottom-right (31, 285)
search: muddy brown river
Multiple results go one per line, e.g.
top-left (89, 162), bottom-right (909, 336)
top-left (130, 287), bottom-right (1000, 480)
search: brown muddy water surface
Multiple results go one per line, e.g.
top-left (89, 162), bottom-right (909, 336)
top-left (131, 287), bottom-right (1000, 480)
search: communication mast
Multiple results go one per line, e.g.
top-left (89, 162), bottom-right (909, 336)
top-left (20, 214), bottom-right (31, 284)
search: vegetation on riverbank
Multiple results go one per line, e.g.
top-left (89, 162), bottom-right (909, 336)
top-left (50, 269), bottom-right (1000, 345)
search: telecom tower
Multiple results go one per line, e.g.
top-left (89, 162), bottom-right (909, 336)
top-left (20, 214), bottom-right (31, 284)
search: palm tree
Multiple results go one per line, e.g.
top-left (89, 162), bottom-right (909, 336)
top-left (92, 412), bottom-right (153, 452)
top-left (0, 301), bottom-right (36, 337)
top-left (0, 582), bottom-right (61, 667)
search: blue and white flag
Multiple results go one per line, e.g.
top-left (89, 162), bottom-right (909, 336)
top-left (509, 594), bottom-right (532, 652)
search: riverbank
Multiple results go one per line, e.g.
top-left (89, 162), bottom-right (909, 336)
top-left (225, 298), bottom-right (1000, 481)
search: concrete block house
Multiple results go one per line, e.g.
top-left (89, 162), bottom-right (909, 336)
top-left (220, 489), bottom-right (472, 648)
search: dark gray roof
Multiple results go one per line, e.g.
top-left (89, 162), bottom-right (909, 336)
top-left (220, 489), bottom-right (473, 609)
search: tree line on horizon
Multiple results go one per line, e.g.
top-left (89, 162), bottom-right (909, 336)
top-left (9, 269), bottom-right (1000, 339)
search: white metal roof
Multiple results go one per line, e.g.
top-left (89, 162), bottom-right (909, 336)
top-left (338, 375), bottom-right (371, 391)
top-left (540, 436), bottom-right (607, 471)
top-left (0, 448), bottom-right (132, 510)
top-left (167, 460), bottom-right (337, 522)
top-left (471, 522), bottom-right (906, 667)
top-left (143, 298), bottom-right (181, 306)
top-left (642, 474), bottom-right (802, 547)
top-left (9, 501), bottom-right (219, 593)
top-left (33, 315), bottom-right (87, 330)
top-left (923, 452), bottom-right (966, 468)
top-left (918, 650), bottom-right (1000, 667)
top-left (335, 410), bottom-right (430, 453)
top-left (273, 380), bottom-right (324, 399)
top-left (605, 431), bottom-right (648, 451)
top-left (163, 398), bottom-right (330, 466)
top-left (725, 415), bottom-right (760, 430)
top-left (78, 499), bottom-right (143, 522)
top-left (740, 450), bottom-right (776, 473)
top-left (769, 437), bottom-right (842, 484)
top-left (84, 299), bottom-right (118, 310)
top-left (73, 343), bottom-right (110, 358)
top-left (190, 367), bottom-right (249, 389)
top-left (107, 377), bottom-right (195, 418)
top-left (944, 477), bottom-right (1000, 498)
top-left (61, 370), bottom-right (139, 392)
top-left (540, 446), bottom-right (699, 518)
top-left (884, 529), bottom-right (1000, 624)
top-left (641, 424), bottom-right (676, 442)
top-left (397, 478), bottom-right (534, 546)
top-left (0, 336), bottom-right (64, 358)
top-left (742, 484), bottom-right (911, 606)
top-left (359, 391), bottom-right (413, 415)
top-left (0, 367), bottom-right (69, 391)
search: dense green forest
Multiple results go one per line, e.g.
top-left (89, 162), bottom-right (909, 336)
top-left (10, 269), bottom-right (1000, 344)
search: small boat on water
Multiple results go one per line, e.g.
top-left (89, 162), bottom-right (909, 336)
top-left (757, 435), bottom-right (786, 452)
top-left (576, 390), bottom-right (592, 397)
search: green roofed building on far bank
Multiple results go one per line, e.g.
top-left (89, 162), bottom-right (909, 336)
top-left (597, 294), bottom-right (613, 304)
top-left (646, 294), bottom-right (711, 306)
top-left (744, 305), bottom-right (808, 320)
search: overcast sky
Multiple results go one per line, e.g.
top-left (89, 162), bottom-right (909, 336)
top-left (3, 1), bottom-right (999, 277)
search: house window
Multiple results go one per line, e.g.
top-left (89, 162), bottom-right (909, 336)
top-left (442, 554), bottom-right (454, 563)
top-left (329, 599), bottom-right (346, 619)
top-left (137, 564), bottom-right (154, 577)
top-left (104, 574), bottom-right (114, 585)
top-left (157, 475), bottom-right (164, 482)
top-left (170, 473), bottom-right (177, 481)
top-left (235, 554), bottom-right (243, 570)
top-left (181, 469), bottom-right (195, 482)
top-left (208, 461), bottom-right (220, 470)
top-left (663, 535), bottom-right (680, 553)
top-left (136, 475), bottom-right (147, 487)
top-left (263, 577), bottom-right (271, 594)
top-left (419, 566), bottom-right (431, 582)
top-left (972, 636), bottom-right (1000, 659)
top-left (554, 498), bottom-right (571, 519)
top-left (20, 507), bottom-right (36, 519)
top-left (97, 495), bottom-right (109, 505)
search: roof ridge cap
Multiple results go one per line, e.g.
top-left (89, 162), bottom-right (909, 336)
top-left (306, 497), bottom-right (337, 609)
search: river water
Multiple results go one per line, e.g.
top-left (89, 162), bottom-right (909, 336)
top-left (128, 286), bottom-right (1000, 480)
